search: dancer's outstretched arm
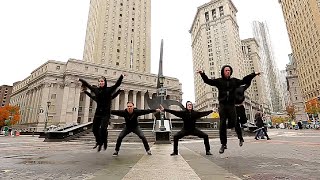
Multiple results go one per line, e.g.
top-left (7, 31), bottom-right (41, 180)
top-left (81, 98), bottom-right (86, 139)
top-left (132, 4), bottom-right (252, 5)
top-left (109, 74), bottom-right (124, 93)
top-left (197, 70), bottom-right (219, 87)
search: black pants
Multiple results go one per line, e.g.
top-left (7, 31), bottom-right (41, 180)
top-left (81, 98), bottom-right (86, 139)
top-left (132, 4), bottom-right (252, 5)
top-left (173, 128), bottom-right (210, 154)
top-left (236, 105), bottom-right (247, 124)
top-left (92, 115), bottom-right (109, 146)
top-left (115, 126), bottom-right (150, 152)
top-left (219, 104), bottom-right (243, 145)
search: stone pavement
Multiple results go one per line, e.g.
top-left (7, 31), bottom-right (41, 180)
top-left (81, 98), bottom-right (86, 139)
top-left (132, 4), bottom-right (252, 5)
top-left (0, 129), bottom-right (319, 179)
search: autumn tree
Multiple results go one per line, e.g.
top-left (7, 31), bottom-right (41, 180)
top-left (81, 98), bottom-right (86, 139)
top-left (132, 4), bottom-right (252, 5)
top-left (271, 116), bottom-right (286, 124)
top-left (0, 105), bottom-right (20, 128)
top-left (286, 105), bottom-right (296, 122)
top-left (305, 98), bottom-right (320, 119)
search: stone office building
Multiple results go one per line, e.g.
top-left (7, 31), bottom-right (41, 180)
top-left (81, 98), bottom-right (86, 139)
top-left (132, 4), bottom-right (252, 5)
top-left (10, 59), bottom-right (182, 132)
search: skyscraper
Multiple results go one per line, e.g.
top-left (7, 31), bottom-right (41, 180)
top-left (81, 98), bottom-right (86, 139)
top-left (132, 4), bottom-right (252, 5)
top-left (279, 0), bottom-right (320, 102)
top-left (252, 21), bottom-right (283, 112)
top-left (83, 0), bottom-right (151, 73)
top-left (190, 0), bottom-right (244, 111)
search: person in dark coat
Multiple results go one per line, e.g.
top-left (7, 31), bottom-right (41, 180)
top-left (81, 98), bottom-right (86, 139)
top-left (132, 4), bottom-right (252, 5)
top-left (160, 101), bottom-right (213, 156)
top-left (254, 112), bottom-right (270, 140)
top-left (79, 75), bottom-right (124, 152)
top-left (83, 88), bottom-right (121, 149)
top-left (198, 65), bottom-right (260, 154)
top-left (111, 101), bottom-right (160, 156)
top-left (234, 74), bottom-right (258, 146)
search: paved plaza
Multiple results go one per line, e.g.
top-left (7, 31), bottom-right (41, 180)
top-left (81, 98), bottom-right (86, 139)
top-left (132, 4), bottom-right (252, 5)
top-left (0, 129), bottom-right (319, 180)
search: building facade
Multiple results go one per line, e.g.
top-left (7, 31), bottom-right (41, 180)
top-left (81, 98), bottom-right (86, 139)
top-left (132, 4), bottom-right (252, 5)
top-left (241, 38), bottom-right (271, 120)
top-left (279, 0), bottom-right (320, 101)
top-left (10, 60), bottom-right (182, 132)
top-left (285, 53), bottom-right (308, 122)
top-left (190, 0), bottom-right (244, 112)
top-left (189, 0), bottom-right (270, 121)
top-left (252, 21), bottom-right (283, 113)
top-left (0, 85), bottom-right (13, 107)
top-left (83, 0), bottom-right (151, 73)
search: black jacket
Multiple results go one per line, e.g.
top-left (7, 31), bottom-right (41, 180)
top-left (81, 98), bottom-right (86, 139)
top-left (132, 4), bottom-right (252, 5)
top-left (79, 75), bottom-right (123, 116)
top-left (164, 109), bottom-right (213, 130)
top-left (84, 89), bottom-right (121, 101)
top-left (234, 73), bottom-right (256, 104)
top-left (200, 65), bottom-right (256, 105)
top-left (255, 116), bottom-right (264, 128)
top-left (111, 109), bottom-right (156, 128)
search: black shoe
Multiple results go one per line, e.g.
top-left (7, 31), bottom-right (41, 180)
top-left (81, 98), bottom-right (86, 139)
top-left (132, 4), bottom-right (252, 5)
top-left (112, 151), bottom-right (118, 157)
top-left (219, 145), bottom-right (226, 154)
top-left (93, 143), bottom-right (98, 149)
top-left (170, 152), bottom-right (178, 156)
top-left (97, 145), bottom-right (102, 152)
top-left (239, 139), bottom-right (244, 147)
top-left (206, 151), bottom-right (212, 155)
top-left (147, 150), bottom-right (152, 155)
top-left (267, 137), bottom-right (271, 140)
top-left (255, 137), bottom-right (259, 140)
top-left (103, 143), bottom-right (107, 151)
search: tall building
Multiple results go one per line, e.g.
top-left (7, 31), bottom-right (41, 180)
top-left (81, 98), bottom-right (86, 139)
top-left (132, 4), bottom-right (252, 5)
top-left (279, 0), bottom-right (320, 102)
top-left (241, 38), bottom-right (271, 119)
top-left (279, 70), bottom-right (291, 109)
top-left (10, 0), bottom-right (182, 132)
top-left (190, 0), bottom-right (244, 111)
top-left (252, 21), bottom-right (283, 112)
top-left (285, 53), bottom-right (307, 122)
top-left (0, 85), bottom-right (12, 107)
top-left (83, 0), bottom-right (151, 73)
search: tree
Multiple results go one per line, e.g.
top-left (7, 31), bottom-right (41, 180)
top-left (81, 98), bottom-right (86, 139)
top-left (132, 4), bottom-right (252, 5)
top-left (271, 116), bottom-right (286, 124)
top-left (0, 105), bottom-right (20, 127)
top-left (286, 105), bottom-right (296, 122)
top-left (305, 98), bottom-right (320, 120)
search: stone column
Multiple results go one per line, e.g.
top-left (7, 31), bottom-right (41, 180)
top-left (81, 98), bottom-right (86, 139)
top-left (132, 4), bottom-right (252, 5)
top-left (140, 91), bottom-right (145, 119)
top-left (72, 83), bottom-right (81, 124)
top-left (133, 90), bottom-right (137, 107)
top-left (114, 95), bottom-right (120, 119)
top-left (37, 83), bottom-right (50, 131)
top-left (124, 90), bottom-right (129, 109)
top-left (83, 90), bottom-right (91, 123)
top-left (59, 82), bottom-right (70, 126)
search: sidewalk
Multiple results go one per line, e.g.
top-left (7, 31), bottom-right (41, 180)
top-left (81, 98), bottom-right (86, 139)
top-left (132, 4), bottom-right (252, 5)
top-left (91, 144), bottom-right (241, 180)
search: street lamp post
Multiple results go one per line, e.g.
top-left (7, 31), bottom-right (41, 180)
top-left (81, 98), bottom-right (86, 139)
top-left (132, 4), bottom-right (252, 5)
top-left (158, 75), bottom-right (166, 131)
top-left (44, 101), bottom-right (51, 132)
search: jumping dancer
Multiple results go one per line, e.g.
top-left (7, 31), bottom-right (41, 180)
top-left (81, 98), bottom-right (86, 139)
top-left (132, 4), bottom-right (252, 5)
top-left (111, 101), bottom-right (160, 156)
top-left (82, 88), bottom-right (121, 149)
top-left (79, 74), bottom-right (124, 152)
top-left (234, 73), bottom-right (260, 146)
top-left (160, 101), bottom-right (213, 156)
top-left (198, 65), bottom-right (260, 154)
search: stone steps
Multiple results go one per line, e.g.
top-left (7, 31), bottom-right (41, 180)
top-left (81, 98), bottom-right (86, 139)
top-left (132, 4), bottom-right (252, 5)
top-left (69, 129), bottom-right (238, 143)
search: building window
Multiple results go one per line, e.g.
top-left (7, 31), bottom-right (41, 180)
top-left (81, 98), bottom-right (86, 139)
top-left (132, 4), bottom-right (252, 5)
top-left (116, 62), bottom-right (119, 66)
top-left (117, 49), bottom-right (120, 52)
top-left (51, 94), bottom-right (56, 99)
top-left (56, 66), bottom-right (60, 70)
top-left (219, 6), bottom-right (224, 16)
top-left (212, 9), bottom-right (216, 19)
top-left (205, 12), bottom-right (209, 22)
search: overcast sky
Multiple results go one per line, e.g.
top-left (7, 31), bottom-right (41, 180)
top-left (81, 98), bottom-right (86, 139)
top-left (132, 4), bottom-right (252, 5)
top-left (0, 0), bottom-right (291, 103)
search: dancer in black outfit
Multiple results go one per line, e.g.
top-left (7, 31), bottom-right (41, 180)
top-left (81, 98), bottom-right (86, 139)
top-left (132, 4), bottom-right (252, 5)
top-left (198, 65), bottom-right (260, 154)
top-left (79, 75), bottom-right (124, 152)
top-left (111, 101), bottom-right (160, 156)
top-left (82, 88), bottom-right (121, 149)
top-left (160, 101), bottom-right (213, 156)
top-left (234, 73), bottom-right (259, 146)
